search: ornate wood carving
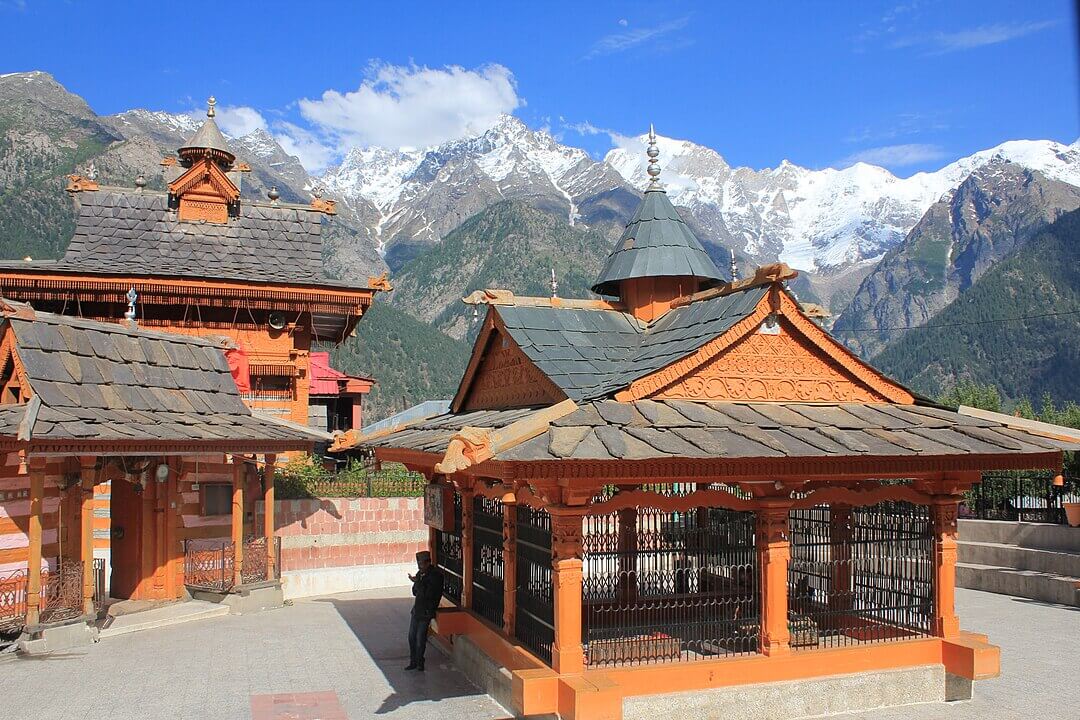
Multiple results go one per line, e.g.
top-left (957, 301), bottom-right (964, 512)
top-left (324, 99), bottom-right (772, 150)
top-left (550, 510), bottom-right (585, 561)
top-left (586, 487), bottom-right (758, 515)
top-left (461, 328), bottom-right (564, 410)
top-left (65, 174), bottom-right (99, 193)
top-left (653, 322), bottom-right (890, 403)
top-left (367, 272), bottom-right (393, 292)
top-left (170, 158), bottom-right (240, 224)
top-left (756, 507), bottom-right (790, 544)
top-left (790, 483), bottom-right (933, 510)
top-left (310, 197), bottom-right (337, 214)
top-left (932, 500), bottom-right (959, 539)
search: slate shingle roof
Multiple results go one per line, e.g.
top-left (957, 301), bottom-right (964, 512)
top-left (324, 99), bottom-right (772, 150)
top-left (491, 285), bottom-right (768, 402)
top-left (364, 400), bottom-right (1071, 462)
top-left (591, 188), bottom-right (724, 296)
top-left (2, 308), bottom-right (321, 445)
top-left (0, 189), bottom-right (347, 288)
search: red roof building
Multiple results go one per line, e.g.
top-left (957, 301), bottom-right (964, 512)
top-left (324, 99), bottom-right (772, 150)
top-left (307, 351), bottom-right (373, 432)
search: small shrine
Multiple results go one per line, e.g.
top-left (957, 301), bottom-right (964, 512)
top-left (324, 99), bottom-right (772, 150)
top-left (332, 128), bottom-right (1076, 719)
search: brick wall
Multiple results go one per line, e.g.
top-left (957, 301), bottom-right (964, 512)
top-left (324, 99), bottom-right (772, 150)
top-left (263, 497), bottom-right (428, 598)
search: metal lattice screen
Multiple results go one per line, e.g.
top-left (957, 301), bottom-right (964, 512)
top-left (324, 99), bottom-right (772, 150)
top-left (514, 505), bottom-right (554, 664)
top-left (471, 495), bottom-right (505, 627)
top-left (435, 491), bottom-right (464, 605)
top-left (788, 502), bottom-right (934, 650)
top-left (582, 504), bottom-right (759, 667)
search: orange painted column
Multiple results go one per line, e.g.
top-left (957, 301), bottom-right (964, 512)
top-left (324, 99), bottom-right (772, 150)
top-left (757, 505), bottom-right (791, 656)
top-left (264, 454), bottom-right (277, 580)
top-left (460, 487), bottom-right (475, 609)
top-left (502, 499), bottom-right (517, 635)
top-left (26, 457), bottom-right (46, 626)
top-left (80, 457), bottom-right (97, 615)
top-left (231, 458), bottom-right (244, 588)
top-left (550, 506), bottom-right (586, 674)
top-left (932, 498), bottom-right (961, 638)
top-left (828, 504), bottom-right (852, 613)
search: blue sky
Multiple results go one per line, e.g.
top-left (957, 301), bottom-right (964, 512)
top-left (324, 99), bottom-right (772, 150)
top-left (1, 0), bottom-right (1076, 175)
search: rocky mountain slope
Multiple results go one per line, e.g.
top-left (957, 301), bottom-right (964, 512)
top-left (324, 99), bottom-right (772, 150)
top-left (832, 161), bottom-right (1080, 357)
top-left (873, 208), bottom-right (1080, 403)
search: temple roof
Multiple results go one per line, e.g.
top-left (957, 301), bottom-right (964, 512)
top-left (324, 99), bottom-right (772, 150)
top-left (353, 400), bottom-right (1076, 463)
top-left (0, 189), bottom-right (338, 288)
top-left (179, 115), bottom-right (233, 160)
top-left (0, 303), bottom-right (324, 448)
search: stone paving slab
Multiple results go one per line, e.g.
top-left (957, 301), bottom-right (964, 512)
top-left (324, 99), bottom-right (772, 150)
top-left (0, 586), bottom-right (1076, 719)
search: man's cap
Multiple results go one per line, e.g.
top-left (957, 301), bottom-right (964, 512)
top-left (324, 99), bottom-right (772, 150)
top-left (416, 551), bottom-right (432, 561)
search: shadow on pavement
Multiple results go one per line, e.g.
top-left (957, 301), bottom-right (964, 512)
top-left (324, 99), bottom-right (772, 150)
top-left (317, 595), bottom-right (486, 715)
top-left (1008, 596), bottom-right (1080, 612)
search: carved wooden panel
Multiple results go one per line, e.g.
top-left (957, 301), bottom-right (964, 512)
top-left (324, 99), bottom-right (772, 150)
top-left (462, 330), bottom-right (564, 410)
top-left (178, 197), bottom-right (228, 223)
top-left (652, 322), bottom-right (889, 403)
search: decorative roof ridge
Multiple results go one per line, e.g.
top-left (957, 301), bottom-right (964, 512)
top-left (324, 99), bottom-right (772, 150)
top-left (462, 288), bottom-right (624, 311)
top-left (670, 262), bottom-right (798, 309)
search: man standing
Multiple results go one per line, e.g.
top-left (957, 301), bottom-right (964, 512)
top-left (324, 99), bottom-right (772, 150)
top-left (406, 550), bottom-right (444, 671)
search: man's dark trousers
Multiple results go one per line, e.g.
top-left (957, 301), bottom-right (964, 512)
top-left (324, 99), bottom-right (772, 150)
top-left (408, 614), bottom-right (431, 669)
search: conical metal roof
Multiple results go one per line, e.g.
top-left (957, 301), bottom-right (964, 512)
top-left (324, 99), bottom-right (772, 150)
top-left (591, 186), bottom-right (723, 296)
top-left (179, 97), bottom-right (234, 160)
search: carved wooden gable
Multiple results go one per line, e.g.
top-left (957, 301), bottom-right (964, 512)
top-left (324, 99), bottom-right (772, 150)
top-left (169, 158), bottom-right (240, 224)
top-left (460, 327), bottom-right (565, 411)
top-left (625, 287), bottom-right (914, 404)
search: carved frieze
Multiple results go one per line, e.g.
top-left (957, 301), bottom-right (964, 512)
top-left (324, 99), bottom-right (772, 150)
top-left (462, 330), bottom-right (563, 410)
top-left (653, 324), bottom-right (889, 403)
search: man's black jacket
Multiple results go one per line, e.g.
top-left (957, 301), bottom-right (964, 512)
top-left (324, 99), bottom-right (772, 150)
top-left (411, 566), bottom-right (445, 619)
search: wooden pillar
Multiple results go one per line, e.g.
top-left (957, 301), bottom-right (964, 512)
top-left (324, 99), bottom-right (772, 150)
top-left (828, 504), bottom-right (852, 613)
top-left (757, 505), bottom-right (791, 656)
top-left (231, 457), bottom-right (244, 588)
top-left (26, 456), bottom-right (46, 626)
top-left (932, 498), bottom-right (960, 638)
top-left (502, 497), bottom-right (517, 635)
top-left (550, 506), bottom-right (585, 674)
top-left (80, 457), bottom-right (97, 615)
top-left (460, 486), bottom-right (475, 609)
top-left (264, 454), bottom-right (277, 580)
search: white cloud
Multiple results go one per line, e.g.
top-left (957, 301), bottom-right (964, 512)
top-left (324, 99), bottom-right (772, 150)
top-left (618, 18), bottom-right (628, 27)
top-left (584, 16), bottom-right (690, 60)
top-left (274, 122), bottom-right (336, 173)
top-left (214, 106), bottom-right (268, 137)
top-left (837, 143), bottom-right (948, 168)
top-left (298, 63), bottom-right (520, 151)
top-left (892, 20), bottom-right (1058, 54)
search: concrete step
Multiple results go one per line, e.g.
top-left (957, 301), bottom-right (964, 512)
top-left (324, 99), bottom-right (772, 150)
top-left (958, 540), bottom-right (1080, 578)
top-left (956, 562), bottom-right (1080, 607)
top-left (98, 600), bottom-right (229, 638)
top-left (958, 519), bottom-right (1080, 552)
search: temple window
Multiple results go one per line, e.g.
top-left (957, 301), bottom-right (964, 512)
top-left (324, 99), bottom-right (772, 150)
top-left (201, 483), bottom-right (232, 516)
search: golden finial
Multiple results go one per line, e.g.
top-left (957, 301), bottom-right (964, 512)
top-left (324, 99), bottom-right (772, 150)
top-left (207, 96), bottom-right (216, 118)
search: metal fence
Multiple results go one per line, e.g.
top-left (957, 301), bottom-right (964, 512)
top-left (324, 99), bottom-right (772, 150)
top-left (0, 568), bottom-right (27, 634)
top-left (514, 505), bottom-right (554, 664)
top-left (788, 502), bottom-right (934, 650)
top-left (582, 506), bottom-right (759, 667)
top-left (184, 537), bottom-right (281, 592)
top-left (471, 495), bottom-right (505, 627)
top-left (961, 471), bottom-right (1080, 525)
top-left (435, 491), bottom-right (464, 605)
top-left (39, 559), bottom-right (85, 624)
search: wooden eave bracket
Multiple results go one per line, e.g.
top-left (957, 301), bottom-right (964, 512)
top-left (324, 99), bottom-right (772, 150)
top-left (368, 271), bottom-right (393, 292)
top-left (434, 398), bottom-right (578, 474)
top-left (65, 174), bottom-right (99, 193)
top-left (0, 299), bottom-right (35, 320)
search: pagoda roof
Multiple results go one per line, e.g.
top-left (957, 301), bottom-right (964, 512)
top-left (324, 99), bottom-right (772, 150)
top-left (0, 301), bottom-right (324, 452)
top-left (179, 116), bottom-right (233, 159)
top-left (591, 187), bottom-right (724, 296)
top-left (0, 188), bottom-right (354, 290)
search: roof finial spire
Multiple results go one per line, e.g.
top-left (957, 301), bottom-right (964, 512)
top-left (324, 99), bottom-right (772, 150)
top-left (646, 123), bottom-right (661, 186)
top-left (550, 267), bottom-right (558, 298)
top-left (207, 95), bottom-right (216, 118)
top-left (729, 248), bottom-right (738, 281)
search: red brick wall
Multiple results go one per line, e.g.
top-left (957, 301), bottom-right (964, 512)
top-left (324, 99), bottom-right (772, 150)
top-left (264, 497), bottom-right (428, 573)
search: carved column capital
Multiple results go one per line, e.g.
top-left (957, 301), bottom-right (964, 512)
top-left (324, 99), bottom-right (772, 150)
top-left (756, 506), bottom-right (790, 546)
top-left (931, 498), bottom-right (960, 538)
top-left (550, 507), bottom-right (586, 562)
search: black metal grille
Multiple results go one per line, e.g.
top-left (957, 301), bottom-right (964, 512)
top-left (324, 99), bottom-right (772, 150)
top-left (582, 505), bottom-right (759, 666)
top-left (434, 490), bottom-right (464, 604)
top-left (788, 502), bottom-right (934, 650)
top-left (472, 495), bottom-right (505, 627)
top-left (962, 471), bottom-right (1079, 525)
top-left (514, 505), bottom-right (554, 664)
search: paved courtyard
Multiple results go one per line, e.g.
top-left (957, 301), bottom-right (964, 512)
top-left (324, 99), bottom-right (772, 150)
top-left (0, 586), bottom-right (1076, 720)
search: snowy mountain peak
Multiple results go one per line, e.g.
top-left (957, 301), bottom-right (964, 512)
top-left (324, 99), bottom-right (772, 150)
top-left (114, 108), bottom-right (201, 136)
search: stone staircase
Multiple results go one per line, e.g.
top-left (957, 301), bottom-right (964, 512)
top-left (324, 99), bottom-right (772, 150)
top-left (957, 519), bottom-right (1080, 607)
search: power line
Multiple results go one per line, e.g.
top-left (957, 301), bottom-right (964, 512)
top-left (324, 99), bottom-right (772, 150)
top-left (841, 308), bottom-right (1080, 333)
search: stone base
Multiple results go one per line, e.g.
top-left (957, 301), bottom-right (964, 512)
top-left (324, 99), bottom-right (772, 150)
top-left (18, 618), bottom-right (98, 656)
top-left (280, 562), bottom-right (413, 600)
top-left (622, 665), bottom-right (947, 720)
top-left (946, 672), bottom-right (973, 702)
top-left (188, 581), bottom-right (284, 615)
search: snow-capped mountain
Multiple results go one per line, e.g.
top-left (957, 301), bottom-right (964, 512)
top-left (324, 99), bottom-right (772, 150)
top-left (606, 134), bottom-right (1080, 273)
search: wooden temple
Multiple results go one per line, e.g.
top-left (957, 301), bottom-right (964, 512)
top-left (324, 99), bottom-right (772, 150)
top-left (0, 300), bottom-right (323, 650)
top-left (332, 131), bottom-right (1076, 719)
top-left (0, 97), bottom-right (383, 428)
